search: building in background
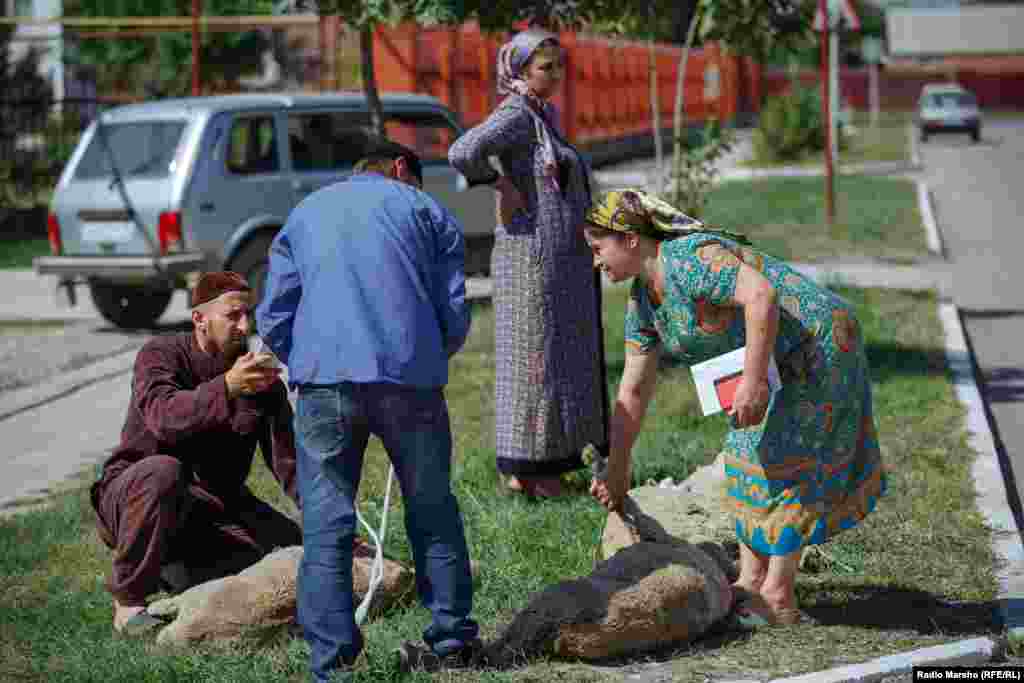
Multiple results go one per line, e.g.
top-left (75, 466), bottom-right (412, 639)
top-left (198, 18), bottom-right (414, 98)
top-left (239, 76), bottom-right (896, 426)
top-left (884, 3), bottom-right (1024, 108)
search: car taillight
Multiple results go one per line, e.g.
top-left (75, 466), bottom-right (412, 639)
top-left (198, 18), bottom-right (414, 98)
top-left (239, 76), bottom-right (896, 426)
top-left (158, 211), bottom-right (183, 254)
top-left (47, 212), bottom-right (62, 255)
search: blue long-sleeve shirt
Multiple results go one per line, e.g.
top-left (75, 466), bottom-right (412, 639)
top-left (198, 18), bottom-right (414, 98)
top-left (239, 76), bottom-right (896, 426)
top-left (256, 172), bottom-right (471, 389)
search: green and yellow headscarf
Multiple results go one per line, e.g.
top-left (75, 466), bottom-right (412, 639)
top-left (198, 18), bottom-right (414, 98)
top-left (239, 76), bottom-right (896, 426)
top-left (585, 189), bottom-right (750, 245)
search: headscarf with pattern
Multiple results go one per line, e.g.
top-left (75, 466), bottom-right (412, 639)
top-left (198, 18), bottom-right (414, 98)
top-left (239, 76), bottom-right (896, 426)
top-left (585, 189), bottom-right (751, 245)
top-left (496, 29), bottom-right (561, 188)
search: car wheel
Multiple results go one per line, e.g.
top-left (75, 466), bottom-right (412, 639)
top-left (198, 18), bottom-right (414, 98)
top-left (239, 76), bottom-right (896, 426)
top-left (89, 280), bottom-right (174, 329)
top-left (231, 231), bottom-right (277, 308)
top-left (920, 130), bottom-right (929, 143)
top-left (971, 127), bottom-right (981, 143)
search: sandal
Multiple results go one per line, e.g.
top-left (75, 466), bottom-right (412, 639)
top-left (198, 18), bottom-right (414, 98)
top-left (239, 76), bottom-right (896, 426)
top-left (729, 593), bottom-right (814, 630)
top-left (115, 610), bottom-right (167, 637)
top-left (503, 476), bottom-right (563, 498)
top-left (732, 607), bottom-right (772, 630)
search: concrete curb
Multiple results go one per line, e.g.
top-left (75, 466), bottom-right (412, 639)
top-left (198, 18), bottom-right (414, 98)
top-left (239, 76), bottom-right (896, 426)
top-left (0, 347), bottom-right (139, 423)
top-left (939, 303), bottom-right (1024, 632)
top-left (718, 161), bottom-right (921, 182)
top-left (767, 638), bottom-right (998, 683)
top-left (917, 180), bottom-right (945, 257)
top-left (908, 121), bottom-right (923, 170)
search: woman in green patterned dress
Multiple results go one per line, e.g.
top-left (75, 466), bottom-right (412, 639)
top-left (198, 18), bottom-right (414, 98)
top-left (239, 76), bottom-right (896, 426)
top-left (584, 189), bottom-right (886, 626)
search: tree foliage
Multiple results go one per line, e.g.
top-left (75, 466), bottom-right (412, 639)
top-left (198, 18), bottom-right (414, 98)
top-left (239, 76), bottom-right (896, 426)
top-left (698, 0), bottom-right (814, 64)
top-left (1, 25), bottom-right (56, 206)
top-left (64, 0), bottom-right (275, 97)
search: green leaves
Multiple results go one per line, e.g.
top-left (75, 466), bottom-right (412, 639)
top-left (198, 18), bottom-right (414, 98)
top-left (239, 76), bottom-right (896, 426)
top-left (65, 0), bottom-right (277, 97)
top-left (698, 0), bottom-right (814, 60)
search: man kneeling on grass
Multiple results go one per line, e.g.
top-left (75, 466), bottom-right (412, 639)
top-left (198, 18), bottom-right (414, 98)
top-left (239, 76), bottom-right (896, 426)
top-left (90, 271), bottom-right (302, 635)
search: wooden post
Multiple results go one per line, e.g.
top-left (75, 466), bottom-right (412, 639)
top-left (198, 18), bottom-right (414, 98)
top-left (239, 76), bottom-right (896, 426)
top-left (819, 0), bottom-right (835, 225)
top-left (319, 13), bottom-right (327, 92)
top-left (191, 0), bottom-right (201, 96)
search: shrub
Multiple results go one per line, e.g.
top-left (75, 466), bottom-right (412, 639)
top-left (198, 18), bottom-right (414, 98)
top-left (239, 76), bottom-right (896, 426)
top-left (753, 83), bottom-right (826, 162)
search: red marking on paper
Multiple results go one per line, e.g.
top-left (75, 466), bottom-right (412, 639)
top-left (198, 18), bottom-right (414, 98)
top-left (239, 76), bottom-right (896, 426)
top-left (714, 372), bottom-right (744, 413)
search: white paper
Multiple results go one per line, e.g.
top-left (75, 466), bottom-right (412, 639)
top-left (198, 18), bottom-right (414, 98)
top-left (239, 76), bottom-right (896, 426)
top-left (691, 346), bottom-right (782, 417)
top-left (247, 334), bottom-right (282, 369)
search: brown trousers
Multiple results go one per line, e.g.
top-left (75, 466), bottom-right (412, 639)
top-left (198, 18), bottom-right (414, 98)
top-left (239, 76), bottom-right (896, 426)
top-left (91, 455), bottom-right (301, 606)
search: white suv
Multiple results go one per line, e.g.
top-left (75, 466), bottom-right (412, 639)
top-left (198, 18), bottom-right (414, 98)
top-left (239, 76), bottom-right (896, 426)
top-left (917, 83), bottom-right (982, 144)
top-left (34, 93), bottom-right (495, 328)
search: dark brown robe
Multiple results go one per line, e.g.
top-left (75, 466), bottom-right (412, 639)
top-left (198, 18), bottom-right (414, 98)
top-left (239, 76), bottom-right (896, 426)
top-left (90, 332), bottom-right (301, 605)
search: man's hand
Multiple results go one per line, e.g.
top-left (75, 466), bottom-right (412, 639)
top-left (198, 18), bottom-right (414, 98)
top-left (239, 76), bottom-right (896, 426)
top-left (729, 375), bottom-right (771, 429)
top-left (225, 352), bottom-right (282, 399)
top-left (494, 176), bottom-right (527, 226)
top-left (590, 454), bottom-right (630, 511)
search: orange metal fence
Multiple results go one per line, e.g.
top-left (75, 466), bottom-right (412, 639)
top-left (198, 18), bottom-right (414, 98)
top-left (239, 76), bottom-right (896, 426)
top-left (372, 22), bottom-right (761, 147)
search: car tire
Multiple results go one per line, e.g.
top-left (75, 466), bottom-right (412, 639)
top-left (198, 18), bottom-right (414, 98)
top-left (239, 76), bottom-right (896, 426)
top-left (971, 127), bottom-right (981, 143)
top-left (920, 130), bottom-right (929, 143)
top-left (89, 280), bottom-right (174, 329)
top-left (231, 231), bottom-right (278, 308)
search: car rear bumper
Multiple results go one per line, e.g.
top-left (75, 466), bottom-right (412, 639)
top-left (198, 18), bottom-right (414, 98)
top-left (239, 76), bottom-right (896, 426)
top-left (920, 120), bottom-right (980, 133)
top-left (33, 253), bottom-right (207, 281)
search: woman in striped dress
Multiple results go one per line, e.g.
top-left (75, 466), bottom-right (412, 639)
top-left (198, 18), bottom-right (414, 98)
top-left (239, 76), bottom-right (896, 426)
top-left (449, 30), bottom-right (607, 497)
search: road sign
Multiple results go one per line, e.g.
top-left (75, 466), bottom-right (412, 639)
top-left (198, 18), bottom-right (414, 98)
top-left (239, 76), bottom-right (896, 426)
top-left (814, 0), bottom-right (861, 32)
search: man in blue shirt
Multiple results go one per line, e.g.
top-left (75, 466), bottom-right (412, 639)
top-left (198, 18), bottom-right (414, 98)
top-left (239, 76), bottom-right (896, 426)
top-left (257, 138), bottom-right (478, 681)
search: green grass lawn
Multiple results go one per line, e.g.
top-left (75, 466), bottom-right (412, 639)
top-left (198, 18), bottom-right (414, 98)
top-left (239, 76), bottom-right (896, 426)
top-left (0, 239), bottom-right (50, 270)
top-left (704, 174), bottom-right (929, 264)
top-left (0, 283), bottom-right (1000, 682)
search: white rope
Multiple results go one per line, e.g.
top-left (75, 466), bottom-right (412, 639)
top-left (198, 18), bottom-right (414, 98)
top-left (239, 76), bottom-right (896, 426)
top-left (250, 334), bottom-right (396, 626)
top-left (354, 464), bottom-right (394, 626)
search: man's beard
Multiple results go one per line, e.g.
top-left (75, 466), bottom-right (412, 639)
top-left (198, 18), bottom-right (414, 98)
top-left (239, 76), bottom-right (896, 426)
top-left (223, 335), bottom-right (246, 362)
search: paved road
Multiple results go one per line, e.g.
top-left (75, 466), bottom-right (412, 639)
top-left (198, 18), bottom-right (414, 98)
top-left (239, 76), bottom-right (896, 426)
top-left (0, 272), bottom-right (494, 511)
top-left (922, 118), bottom-right (1024, 535)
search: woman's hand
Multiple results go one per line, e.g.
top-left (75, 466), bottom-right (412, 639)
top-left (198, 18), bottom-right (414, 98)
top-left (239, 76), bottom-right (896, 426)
top-left (729, 375), bottom-right (771, 428)
top-left (494, 175), bottom-right (527, 225)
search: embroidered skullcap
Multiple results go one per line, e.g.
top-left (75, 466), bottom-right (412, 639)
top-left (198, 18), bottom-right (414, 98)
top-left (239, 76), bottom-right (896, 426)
top-left (190, 271), bottom-right (251, 308)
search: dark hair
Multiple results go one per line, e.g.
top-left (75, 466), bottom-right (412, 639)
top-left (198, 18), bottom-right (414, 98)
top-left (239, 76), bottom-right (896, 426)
top-left (355, 136), bottom-right (423, 184)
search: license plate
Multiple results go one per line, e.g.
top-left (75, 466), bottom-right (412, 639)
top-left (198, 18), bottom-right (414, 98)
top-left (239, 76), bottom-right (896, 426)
top-left (81, 222), bottom-right (136, 243)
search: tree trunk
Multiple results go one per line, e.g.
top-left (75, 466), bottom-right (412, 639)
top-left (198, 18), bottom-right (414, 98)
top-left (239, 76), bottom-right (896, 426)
top-left (649, 0), bottom-right (663, 189)
top-left (671, 1), bottom-right (702, 208)
top-left (360, 24), bottom-right (385, 138)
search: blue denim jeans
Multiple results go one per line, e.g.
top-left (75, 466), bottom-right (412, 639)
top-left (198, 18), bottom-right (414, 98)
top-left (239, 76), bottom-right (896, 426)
top-left (294, 383), bottom-right (478, 683)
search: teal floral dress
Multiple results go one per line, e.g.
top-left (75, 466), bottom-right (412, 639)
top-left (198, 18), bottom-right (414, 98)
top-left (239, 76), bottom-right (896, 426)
top-left (625, 234), bottom-right (886, 556)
